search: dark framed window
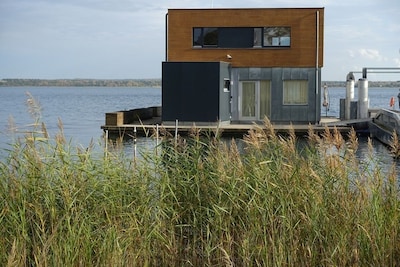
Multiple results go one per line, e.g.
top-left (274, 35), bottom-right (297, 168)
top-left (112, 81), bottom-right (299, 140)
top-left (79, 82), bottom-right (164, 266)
top-left (263, 27), bottom-right (291, 47)
top-left (192, 27), bottom-right (291, 48)
top-left (193, 28), bottom-right (203, 46)
top-left (193, 27), bottom-right (218, 47)
top-left (203, 27), bottom-right (218, 46)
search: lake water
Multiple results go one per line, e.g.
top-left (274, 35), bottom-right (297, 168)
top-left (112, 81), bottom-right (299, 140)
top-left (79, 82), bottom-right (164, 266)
top-left (1, 86), bottom-right (400, 175)
top-left (0, 87), bottom-right (161, 148)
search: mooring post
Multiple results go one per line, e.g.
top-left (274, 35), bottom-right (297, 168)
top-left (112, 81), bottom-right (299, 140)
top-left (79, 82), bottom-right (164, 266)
top-left (358, 78), bottom-right (369, 119)
top-left (345, 79), bottom-right (355, 120)
top-left (133, 126), bottom-right (137, 163)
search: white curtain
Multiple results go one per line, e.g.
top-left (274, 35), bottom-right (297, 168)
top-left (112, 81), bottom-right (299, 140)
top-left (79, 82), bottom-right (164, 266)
top-left (283, 80), bottom-right (308, 105)
top-left (242, 82), bottom-right (255, 117)
top-left (260, 80), bottom-right (271, 118)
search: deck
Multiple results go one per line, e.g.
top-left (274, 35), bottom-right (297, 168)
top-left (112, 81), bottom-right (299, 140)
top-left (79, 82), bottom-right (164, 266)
top-left (101, 116), bottom-right (370, 138)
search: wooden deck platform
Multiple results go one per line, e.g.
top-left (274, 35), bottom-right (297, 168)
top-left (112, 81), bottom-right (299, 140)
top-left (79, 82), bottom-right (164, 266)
top-left (101, 116), bottom-right (370, 138)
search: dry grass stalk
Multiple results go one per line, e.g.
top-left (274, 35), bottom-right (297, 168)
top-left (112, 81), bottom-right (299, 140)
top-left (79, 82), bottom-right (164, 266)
top-left (346, 127), bottom-right (358, 154)
top-left (25, 91), bottom-right (42, 123)
top-left (389, 129), bottom-right (400, 158)
top-left (307, 123), bottom-right (321, 147)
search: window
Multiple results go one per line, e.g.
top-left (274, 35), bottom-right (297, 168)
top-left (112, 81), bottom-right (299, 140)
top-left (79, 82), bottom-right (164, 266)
top-left (263, 27), bottom-right (291, 47)
top-left (253, 28), bottom-right (262, 47)
top-left (224, 78), bottom-right (231, 92)
top-left (193, 28), bottom-right (203, 46)
top-left (203, 28), bottom-right (218, 46)
top-left (283, 80), bottom-right (308, 105)
top-left (193, 27), bottom-right (291, 48)
top-left (193, 27), bottom-right (218, 46)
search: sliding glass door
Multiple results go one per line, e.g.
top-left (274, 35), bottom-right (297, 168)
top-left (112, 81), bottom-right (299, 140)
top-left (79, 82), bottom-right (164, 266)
top-left (239, 80), bottom-right (271, 120)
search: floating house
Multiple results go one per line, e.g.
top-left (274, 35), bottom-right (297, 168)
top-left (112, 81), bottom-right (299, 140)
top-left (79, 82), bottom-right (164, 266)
top-left (162, 8), bottom-right (324, 125)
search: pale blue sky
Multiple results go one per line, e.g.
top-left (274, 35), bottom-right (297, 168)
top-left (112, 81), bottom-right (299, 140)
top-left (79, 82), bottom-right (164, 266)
top-left (0, 0), bottom-right (399, 81)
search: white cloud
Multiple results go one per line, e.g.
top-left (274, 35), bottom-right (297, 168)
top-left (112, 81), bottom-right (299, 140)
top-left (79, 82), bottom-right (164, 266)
top-left (359, 49), bottom-right (384, 61)
top-left (347, 50), bottom-right (356, 58)
top-left (394, 58), bottom-right (400, 68)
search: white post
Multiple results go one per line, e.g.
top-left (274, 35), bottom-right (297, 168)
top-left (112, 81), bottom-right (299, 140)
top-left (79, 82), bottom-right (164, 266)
top-left (156, 124), bottom-right (159, 156)
top-left (358, 78), bottom-right (369, 119)
top-left (345, 79), bottom-right (355, 120)
top-left (133, 126), bottom-right (137, 163)
top-left (104, 130), bottom-right (109, 158)
top-left (175, 119), bottom-right (178, 148)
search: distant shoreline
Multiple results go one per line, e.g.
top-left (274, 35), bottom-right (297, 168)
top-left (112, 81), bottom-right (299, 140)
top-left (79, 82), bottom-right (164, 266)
top-left (0, 79), bottom-right (161, 87)
top-left (0, 78), bottom-right (399, 88)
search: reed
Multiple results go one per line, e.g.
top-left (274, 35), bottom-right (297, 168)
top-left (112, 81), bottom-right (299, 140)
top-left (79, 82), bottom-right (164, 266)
top-left (0, 95), bottom-right (399, 265)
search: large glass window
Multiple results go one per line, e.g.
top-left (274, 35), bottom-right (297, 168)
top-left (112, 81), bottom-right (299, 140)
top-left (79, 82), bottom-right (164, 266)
top-left (263, 27), bottom-right (291, 47)
top-left (283, 80), bottom-right (308, 105)
top-left (192, 27), bottom-right (291, 48)
top-left (203, 27), bottom-right (218, 46)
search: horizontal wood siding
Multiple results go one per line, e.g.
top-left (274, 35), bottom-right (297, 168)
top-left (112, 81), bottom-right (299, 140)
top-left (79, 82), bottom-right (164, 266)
top-left (167, 8), bottom-right (324, 68)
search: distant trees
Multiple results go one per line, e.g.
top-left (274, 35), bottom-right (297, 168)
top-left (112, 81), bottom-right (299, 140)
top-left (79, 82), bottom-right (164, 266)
top-left (0, 79), bottom-right (161, 87)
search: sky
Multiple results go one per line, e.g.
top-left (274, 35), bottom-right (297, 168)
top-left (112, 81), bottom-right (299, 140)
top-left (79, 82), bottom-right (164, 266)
top-left (0, 0), bottom-right (399, 81)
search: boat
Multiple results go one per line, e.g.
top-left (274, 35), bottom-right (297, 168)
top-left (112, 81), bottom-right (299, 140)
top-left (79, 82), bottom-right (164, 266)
top-left (368, 108), bottom-right (400, 146)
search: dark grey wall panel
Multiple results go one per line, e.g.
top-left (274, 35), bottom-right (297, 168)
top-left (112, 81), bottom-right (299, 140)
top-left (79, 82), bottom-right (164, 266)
top-left (162, 62), bottom-right (231, 123)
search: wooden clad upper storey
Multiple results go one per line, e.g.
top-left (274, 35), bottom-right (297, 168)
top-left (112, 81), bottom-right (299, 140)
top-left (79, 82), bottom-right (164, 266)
top-left (166, 8), bottom-right (324, 68)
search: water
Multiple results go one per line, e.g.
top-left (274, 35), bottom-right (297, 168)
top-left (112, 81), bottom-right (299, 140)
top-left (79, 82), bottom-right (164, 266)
top-left (0, 86), bottom-right (400, 176)
top-left (0, 87), bottom-right (161, 148)
top-left (322, 87), bottom-right (400, 117)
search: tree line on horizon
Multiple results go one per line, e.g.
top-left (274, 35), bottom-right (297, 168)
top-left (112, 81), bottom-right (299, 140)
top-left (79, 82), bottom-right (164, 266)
top-left (0, 78), bottom-right (161, 87)
top-left (0, 78), bottom-right (399, 87)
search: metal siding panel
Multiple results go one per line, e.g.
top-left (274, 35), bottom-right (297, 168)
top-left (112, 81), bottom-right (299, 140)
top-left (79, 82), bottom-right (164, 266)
top-left (281, 108), bottom-right (291, 122)
top-left (291, 68), bottom-right (300, 79)
top-left (297, 108), bottom-right (308, 122)
top-left (249, 68), bottom-right (261, 80)
top-left (282, 68), bottom-right (291, 80)
top-left (231, 68), bottom-right (240, 121)
top-left (219, 62), bottom-right (231, 121)
top-left (307, 68), bottom-right (317, 122)
top-left (260, 68), bottom-right (272, 80)
top-left (271, 68), bottom-right (283, 121)
top-left (300, 68), bottom-right (309, 79)
top-left (237, 68), bottom-right (249, 80)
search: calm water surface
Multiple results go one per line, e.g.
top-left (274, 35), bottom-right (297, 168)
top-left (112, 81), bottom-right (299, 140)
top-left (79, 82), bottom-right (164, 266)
top-left (0, 87), bottom-right (161, 148)
top-left (1, 86), bottom-right (400, 176)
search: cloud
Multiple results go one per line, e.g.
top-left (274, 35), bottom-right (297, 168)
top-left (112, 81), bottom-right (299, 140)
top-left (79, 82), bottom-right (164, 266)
top-left (358, 49), bottom-right (385, 61)
top-left (347, 50), bottom-right (356, 58)
top-left (394, 58), bottom-right (400, 68)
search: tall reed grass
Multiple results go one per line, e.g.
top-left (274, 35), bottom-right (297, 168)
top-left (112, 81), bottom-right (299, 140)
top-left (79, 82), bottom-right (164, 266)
top-left (0, 94), bottom-right (399, 266)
